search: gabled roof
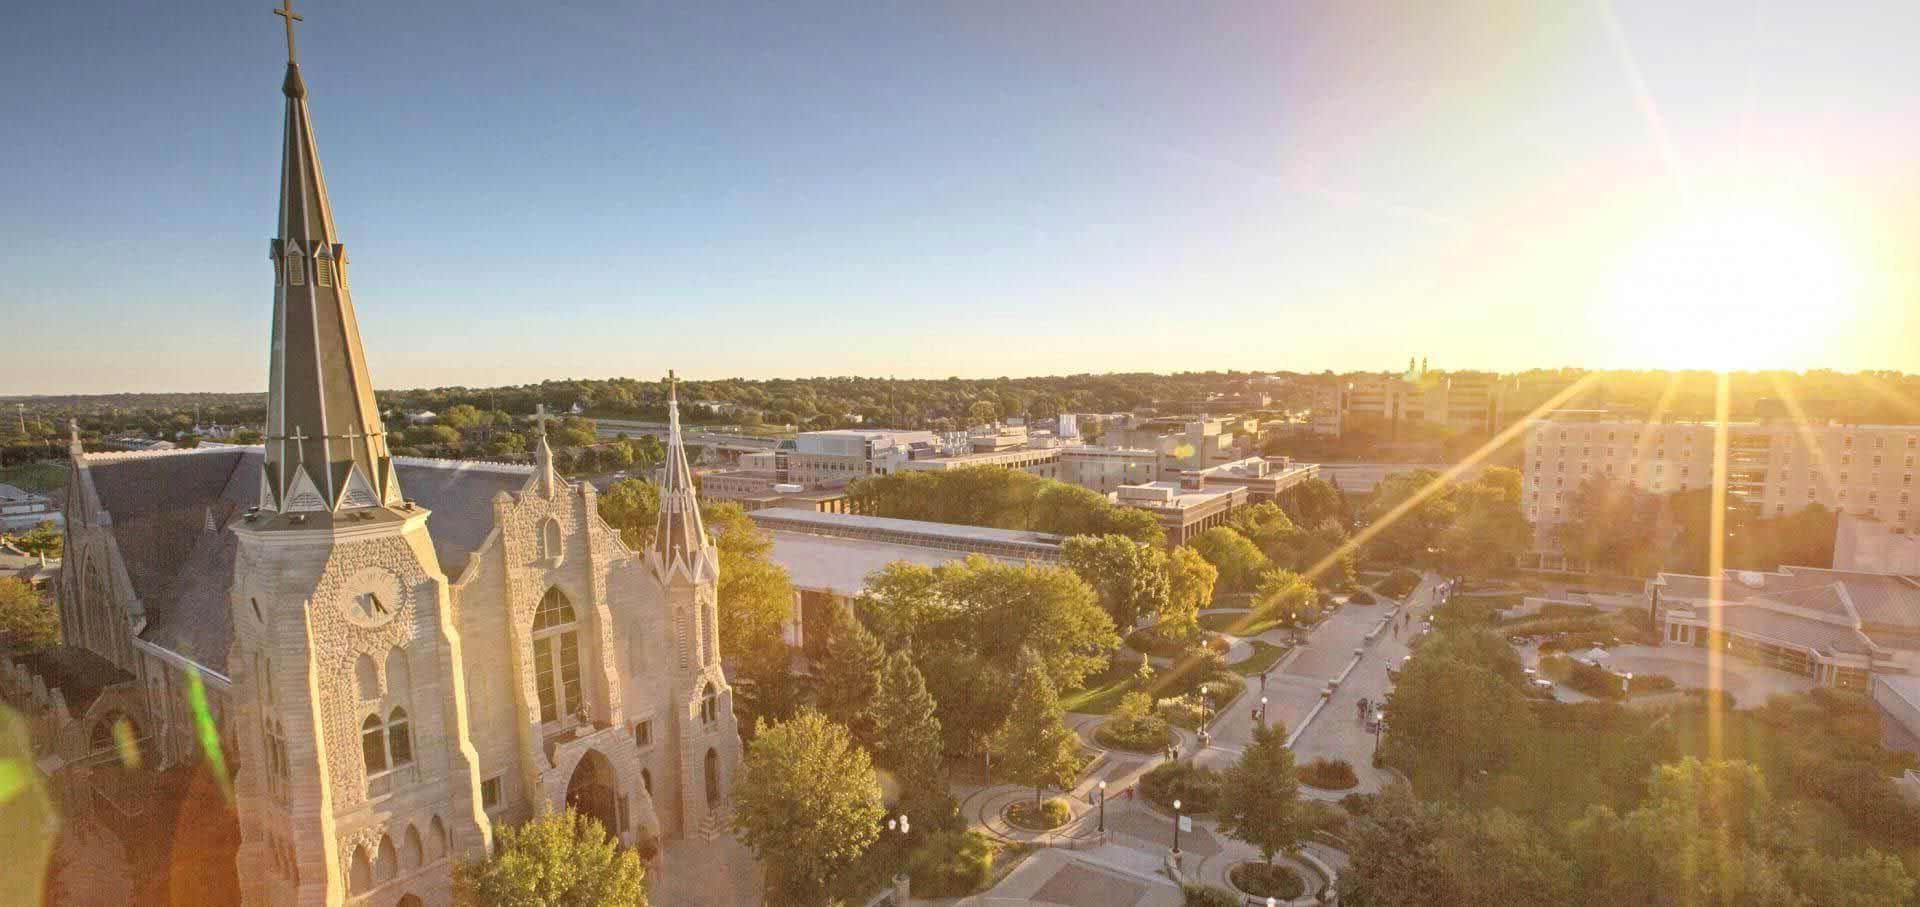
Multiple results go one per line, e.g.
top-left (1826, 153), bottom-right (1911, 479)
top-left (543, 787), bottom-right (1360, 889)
top-left (81, 448), bottom-right (532, 673)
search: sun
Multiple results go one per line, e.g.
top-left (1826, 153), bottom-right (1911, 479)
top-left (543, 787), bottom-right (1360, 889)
top-left (1592, 204), bottom-right (1863, 372)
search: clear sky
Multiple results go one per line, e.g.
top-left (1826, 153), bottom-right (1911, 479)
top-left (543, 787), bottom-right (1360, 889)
top-left (4, 1), bottom-right (1917, 394)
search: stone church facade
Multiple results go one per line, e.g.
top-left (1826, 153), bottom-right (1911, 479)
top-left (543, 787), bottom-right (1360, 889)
top-left (10, 35), bottom-right (743, 907)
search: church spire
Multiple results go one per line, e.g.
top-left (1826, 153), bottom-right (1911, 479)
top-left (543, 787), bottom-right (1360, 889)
top-left (652, 372), bottom-right (710, 575)
top-left (532, 404), bottom-right (560, 497)
top-left (261, 1), bottom-right (399, 514)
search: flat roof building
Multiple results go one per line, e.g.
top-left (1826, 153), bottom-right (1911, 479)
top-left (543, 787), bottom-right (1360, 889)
top-left (1115, 478), bottom-right (1247, 546)
top-left (1651, 565), bottom-right (1920, 691)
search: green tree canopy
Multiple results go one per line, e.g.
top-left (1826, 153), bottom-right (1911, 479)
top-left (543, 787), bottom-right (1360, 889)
top-left (1217, 722), bottom-right (1302, 865)
top-left (1190, 526), bottom-right (1270, 595)
top-left (1061, 534), bottom-right (1170, 632)
top-left (596, 478), bottom-right (659, 550)
top-left (453, 807), bottom-right (648, 907)
top-left (816, 606), bottom-right (886, 746)
top-left (1163, 545), bottom-right (1217, 636)
top-left (995, 649), bottom-right (1086, 806)
top-left (0, 578), bottom-right (58, 651)
top-left (731, 709), bottom-right (886, 906)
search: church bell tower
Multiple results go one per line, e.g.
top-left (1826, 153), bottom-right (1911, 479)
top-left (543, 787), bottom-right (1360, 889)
top-left (228, 5), bottom-right (489, 904)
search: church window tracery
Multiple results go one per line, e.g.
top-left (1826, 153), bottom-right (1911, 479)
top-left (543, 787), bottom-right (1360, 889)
top-left (532, 587), bottom-right (584, 724)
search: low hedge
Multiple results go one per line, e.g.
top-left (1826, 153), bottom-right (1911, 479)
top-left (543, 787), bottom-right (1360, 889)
top-left (1231, 861), bottom-right (1306, 900)
top-left (1539, 655), bottom-right (1676, 699)
top-left (1006, 797), bottom-right (1071, 830)
top-left (909, 830), bottom-right (995, 897)
top-left (1141, 760), bottom-right (1221, 815)
top-left (1096, 715), bottom-right (1172, 752)
top-left (1299, 757), bottom-right (1359, 790)
top-left (1346, 589), bottom-right (1377, 605)
top-left (1182, 883), bottom-right (1240, 907)
top-left (1126, 625), bottom-right (1214, 658)
top-left (1378, 569), bottom-right (1421, 599)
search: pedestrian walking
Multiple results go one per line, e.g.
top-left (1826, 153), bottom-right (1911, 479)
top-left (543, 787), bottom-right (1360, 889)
top-left (1259, 670), bottom-right (1268, 692)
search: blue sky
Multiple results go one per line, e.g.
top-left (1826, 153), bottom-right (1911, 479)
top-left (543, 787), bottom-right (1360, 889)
top-left (4, 1), bottom-right (1917, 393)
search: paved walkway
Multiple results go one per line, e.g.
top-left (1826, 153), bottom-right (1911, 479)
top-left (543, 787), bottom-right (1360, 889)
top-left (955, 578), bottom-right (1460, 904)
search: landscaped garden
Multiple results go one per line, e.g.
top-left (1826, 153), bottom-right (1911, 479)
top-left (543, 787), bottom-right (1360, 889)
top-left (1140, 760), bottom-right (1221, 815)
top-left (1094, 692), bottom-right (1173, 752)
top-left (1227, 640), bottom-right (1290, 676)
top-left (1230, 860), bottom-right (1306, 900)
top-left (1005, 797), bottom-right (1072, 831)
top-left (1297, 757), bottom-right (1359, 790)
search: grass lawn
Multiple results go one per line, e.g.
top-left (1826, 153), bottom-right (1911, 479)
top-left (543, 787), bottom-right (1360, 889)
top-left (0, 462), bottom-right (68, 493)
top-left (1198, 611), bottom-right (1285, 637)
top-left (1060, 663), bottom-right (1141, 714)
top-left (1228, 640), bottom-right (1290, 676)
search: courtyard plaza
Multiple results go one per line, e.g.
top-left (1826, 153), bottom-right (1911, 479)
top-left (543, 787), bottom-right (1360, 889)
top-left (944, 573), bottom-right (1447, 904)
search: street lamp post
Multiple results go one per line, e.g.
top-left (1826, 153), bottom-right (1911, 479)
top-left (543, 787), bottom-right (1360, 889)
top-left (1097, 780), bottom-right (1107, 834)
top-left (885, 813), bottom-right (911, 902)
top-left (1260, 695), bottom-right (1269, 732)
top-left (1289, 611), bottom-right (1299, 645)
top-left (1171, 799), bottom-right (1182, 855)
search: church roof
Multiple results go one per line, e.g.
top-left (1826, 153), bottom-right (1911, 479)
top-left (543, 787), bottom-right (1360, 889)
top-left (83, 447), bottom-right (530, 674)
top-left (652, 376), bottom-right (711, 575)
top-left (8, 646), bottom-right (132, 715)
top-left (261, 55), bottom-right (399, 515)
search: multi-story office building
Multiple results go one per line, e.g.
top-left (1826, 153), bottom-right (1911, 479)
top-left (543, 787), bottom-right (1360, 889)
top-left (1337, 367), bottom-right (1504, 438)
top-left (786, 429), bottom-right (941, 484)
top-left (1525, 415), bottom-right (1920, 565)
top-left (900, 446), bottom-right (1061, 478)
top-left (1114, 476), bottom-right (1247, 546)
top-left (1184, 456), bottom-right (1321, 504)
top-left (1058, 446), bottom-right (1162, 493)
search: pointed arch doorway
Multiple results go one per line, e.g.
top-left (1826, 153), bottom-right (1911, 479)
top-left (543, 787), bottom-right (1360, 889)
top-left (564, 749), bottom-right (620, 839)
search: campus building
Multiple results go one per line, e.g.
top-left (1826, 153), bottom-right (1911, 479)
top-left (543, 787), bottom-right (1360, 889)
top-left (1, 44), bottom-right (744, 906)
top-left (1650, 566), bottom-right (1920, 690)
top-left (1114, 477), bottom-right (1247, 547)
top-left (785, 429), bottom-right (940, 484)
top-left (1525, 416), bottom-right (1920, 566)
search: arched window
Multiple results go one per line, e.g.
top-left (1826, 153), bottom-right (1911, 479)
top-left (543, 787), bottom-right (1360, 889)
top-left (700, 683), bottom-right (717, 725)
top-left (540, 518), bottom-right (563, 560)
top-left (355, 654), bottom-right (380, 701)
top-left (387, 708), bottom-right (413, 767)
top-left (384, 648), bottom-right (410, 699)
top-left (402, 824), bottom-right (423, 869)
top-left (429, 816), bottom-right (448, 861)
top-left (348, 846), bottom-right (371, 894)
top-left (704, 748), bottom-right (721, 808)
top-left (375, 834), bottom-right (398, 882)
top-left (90, 717), bottom-right (116, 754)
top-left (362, 715), bottom-right (387, 776)
top-left (532, 588), bottom-right (583, 724)
top-left (641, 769), bottom-right (653, 799)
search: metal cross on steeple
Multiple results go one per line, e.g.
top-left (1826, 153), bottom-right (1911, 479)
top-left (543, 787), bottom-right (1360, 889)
top-left (273, 0), bottom-right (303, 64)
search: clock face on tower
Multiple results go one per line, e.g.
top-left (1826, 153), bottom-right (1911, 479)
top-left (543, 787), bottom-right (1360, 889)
top-left (340, 566), bottom-right (405, 629)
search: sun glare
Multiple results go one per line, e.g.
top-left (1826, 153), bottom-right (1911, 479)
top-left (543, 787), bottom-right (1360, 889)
top-left (1594, 206), bottom-right (1863, 371)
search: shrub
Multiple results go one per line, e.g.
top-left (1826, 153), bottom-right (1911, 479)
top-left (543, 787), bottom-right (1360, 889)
top-left (1339, 791), bottom-right (1377, 816)
top-left (1299, 799), bottom-right (1348, 837)
top-left (1299, 758), bottom-right (1359, 790)
top-left (1140, 760), bottom-right (1222, 815)
top-left (909, 830), bottom-right (995, 897)
top-left (1182, 883), bottom-right (1241, 907)
top-left (1346, 589), bottom-right (1376, 605)
top-left (1126, 624), bottom-right (1209, 657)
top-left (1097, 693), bottom-right (1172, 752)
top-left (1157, 695), bottom-right (1210, 731)
top-left (1006, 797), bottom-right (1071, 830)
top-left (1378, 569), bottom-right (1421, 599)
top-left (1231, 861), bottom-right (1306, 899)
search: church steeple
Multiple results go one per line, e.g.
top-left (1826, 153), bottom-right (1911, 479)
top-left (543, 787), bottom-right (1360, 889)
top-left (651, 372), bottom-right (711, 577)
top-left (261, 2), bottom-right (398, 514)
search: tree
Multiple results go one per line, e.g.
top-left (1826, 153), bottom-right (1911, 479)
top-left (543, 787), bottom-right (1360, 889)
top-left (1439, 468), bottom-right (1529, 579)
top-left (596, 478), bottom-right (659, 549)
top-left (1382, 644), bottom-right (1536, 789)
top-left (1217, 722), bottom-right (1302, 866)
top-left (816, 606), bottom-right (886, 746)
top-left (1190, 527), bottom-right (1270, 595)
top-left (1252, 568), bottom-right (1316, 625)
top-left (1163, 545), bottom-right (1217, 637)
top-left (1340, 786), bottom-right (1575, 907)
top-left (967, 400), bottom-right (999, 425)
top-left (732, 710), bottom-right (885, 905)
top-left (0, 579), bottom-right (58, 651)
top-left (705, 503), bottom-right (799, 725)
top-left (1359, 469), bottom-right (1459, 568)
top-left (10, 521), bottom-right (62, 558)
top-left (1061, 534), bottom-right (1170, 632)
top-left (1554, 478), bottom-right (1659, 575)
top-left (995, 649), bottom-right (1085, 807)
top-left (870, 651), bottom-right (953, 829)
top-left (1275, 478), bottom-right (1344, 529)
top-left (453, 807), bottom-right (648, 907)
